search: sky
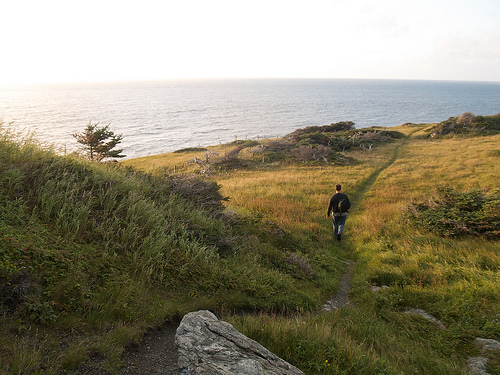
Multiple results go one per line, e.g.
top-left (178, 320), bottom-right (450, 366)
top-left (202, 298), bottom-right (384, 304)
top-left (1, 0), bottom-right (500, 86)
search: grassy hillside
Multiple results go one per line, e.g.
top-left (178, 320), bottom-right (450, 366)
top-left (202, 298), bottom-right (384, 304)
top-left (2, 114), bottom-right (500, 374)
top-left (0, 124), bottom-right (343, 374)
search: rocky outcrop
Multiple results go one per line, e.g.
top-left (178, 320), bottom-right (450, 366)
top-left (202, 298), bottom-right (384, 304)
top-left (175, 310), bottom-right (304, 375)
top-left (467, 338), bottom-right (500, 375)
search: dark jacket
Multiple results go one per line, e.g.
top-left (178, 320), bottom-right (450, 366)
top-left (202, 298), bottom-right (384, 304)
top-left (327, 192), bottom-right (350, 217)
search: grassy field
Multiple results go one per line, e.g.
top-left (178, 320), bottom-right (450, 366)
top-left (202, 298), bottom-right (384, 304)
top-left (1, 117), bottom-right (500, 374)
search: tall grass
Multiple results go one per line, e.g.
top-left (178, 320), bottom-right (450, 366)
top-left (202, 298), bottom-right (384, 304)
top-left (226, 308), bottom-right (466, 374)
top-left (215, 145), bottom-right (400, 240)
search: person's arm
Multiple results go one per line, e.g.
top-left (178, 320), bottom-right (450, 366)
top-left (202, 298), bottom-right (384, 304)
top-left (326, 196), bottom-right (333, 218)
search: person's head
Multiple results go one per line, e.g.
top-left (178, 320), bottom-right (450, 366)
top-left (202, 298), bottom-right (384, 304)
top-left (335, 184), bottom-right (342, 192)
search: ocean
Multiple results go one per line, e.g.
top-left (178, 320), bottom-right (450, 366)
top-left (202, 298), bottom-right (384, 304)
top-left (1, 79), bottom-right (499, 159)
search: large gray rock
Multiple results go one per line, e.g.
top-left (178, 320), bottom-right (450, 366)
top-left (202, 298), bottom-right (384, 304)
top-left (175, 310), bottom-right (304, 375)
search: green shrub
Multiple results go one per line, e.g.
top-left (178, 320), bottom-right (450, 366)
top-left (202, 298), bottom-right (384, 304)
top-left (407, 188), bottom-right (500, 238)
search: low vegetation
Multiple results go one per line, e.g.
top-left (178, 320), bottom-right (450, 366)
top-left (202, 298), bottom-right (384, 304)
top-left (424, 112), bottom-right (500, 138)
top-left (127, 121), bottom-right (404, 176)
top-left (408, 187), bottom-right (500, 238)
top-left (1, 113), bottom-right (500, 374)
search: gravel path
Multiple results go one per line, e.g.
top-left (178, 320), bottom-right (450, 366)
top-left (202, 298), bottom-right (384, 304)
top-left (119, 323), bottom-right (179, 375)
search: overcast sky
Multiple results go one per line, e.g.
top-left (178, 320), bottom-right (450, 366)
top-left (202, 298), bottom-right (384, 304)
top-left (1, 0), bottom-right (499, 86)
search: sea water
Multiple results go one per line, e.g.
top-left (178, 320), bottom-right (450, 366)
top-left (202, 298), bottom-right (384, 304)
top-left (1, 78), bottom-right (499, 159)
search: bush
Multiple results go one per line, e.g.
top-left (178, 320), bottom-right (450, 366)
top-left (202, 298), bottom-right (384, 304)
top-left (167, 174), bottom-right (228, 214)
top-left (264, 139), bottom-right (295, 152)
top-left (407, 188), bottom-right (500, 238)
top-left (289, 126), bottom-right (402, 152)
top-left (456, 112), bottom-right (476, 126)
top-left (212, 145), bottom-right (253, 171)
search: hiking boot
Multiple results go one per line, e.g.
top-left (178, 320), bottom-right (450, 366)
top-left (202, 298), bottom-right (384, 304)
top-left (337, 234), bottom-right (341, 241)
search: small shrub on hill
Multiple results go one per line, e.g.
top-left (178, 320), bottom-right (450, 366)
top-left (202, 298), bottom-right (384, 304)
top-left (225, 139), bottom-right (262, 148)
top-left (407, 187), bottom-right (500, 238)
top-left (257, 140), bottom-right (294, 164)
top-left (264, 139), bottom-right (295, 152)
top-left (167, 174), bottom-right (228, 214)
top-left (186, 142), bottom-right (263, 173)
top-left (211, 145), bottom-right (255, 171)
top-left (456, 111), bottom-right (476, 126)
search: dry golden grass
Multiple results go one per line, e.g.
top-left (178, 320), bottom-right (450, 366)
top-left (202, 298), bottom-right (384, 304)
top-left (121, 144), bottom-right (241, 173)
top-left (217, 163), bottom-right (378, 237)
top-left (217, 131), bottom-right (412, 238)
top-left (400, 134), bottom-right (500, 191)
top-left (123, 131), bottom-right (408, 238)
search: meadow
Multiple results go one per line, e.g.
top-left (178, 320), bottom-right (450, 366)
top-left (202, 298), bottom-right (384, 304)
top-left (1, 115), bottom-right (499, 374)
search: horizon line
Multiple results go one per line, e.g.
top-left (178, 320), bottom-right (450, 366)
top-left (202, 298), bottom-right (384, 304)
top-left (2, 76), bottom-right (500, 89)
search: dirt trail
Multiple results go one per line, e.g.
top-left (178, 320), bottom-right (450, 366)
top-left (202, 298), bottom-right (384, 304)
top-left (118, 323), bottom-right (179, 375)
top-left (322, 260), bottom-right (355, 311)
top-left (350, 130), bottom-right (410, 208)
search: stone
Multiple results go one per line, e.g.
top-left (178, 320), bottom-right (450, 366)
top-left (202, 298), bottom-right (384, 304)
top-left (175, 310), bottom-right (304, 375)
top-left (474, 338), bottom-right (500, 353)
top-left (467, 357), bottom-right (488, 375)
top-left (404, 308), bottom-right (446, 330)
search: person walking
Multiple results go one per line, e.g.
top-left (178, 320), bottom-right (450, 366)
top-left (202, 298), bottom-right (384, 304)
top-left (326, 184), bottom-right (351, 241)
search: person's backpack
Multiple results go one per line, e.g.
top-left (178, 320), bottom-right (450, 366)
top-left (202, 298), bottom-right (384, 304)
top-left (338, 197), bottom-right (351, 214)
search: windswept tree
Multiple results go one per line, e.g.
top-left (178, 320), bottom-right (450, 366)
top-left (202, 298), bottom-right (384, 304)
top-left (73, 122), bottom-right (125, 162)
